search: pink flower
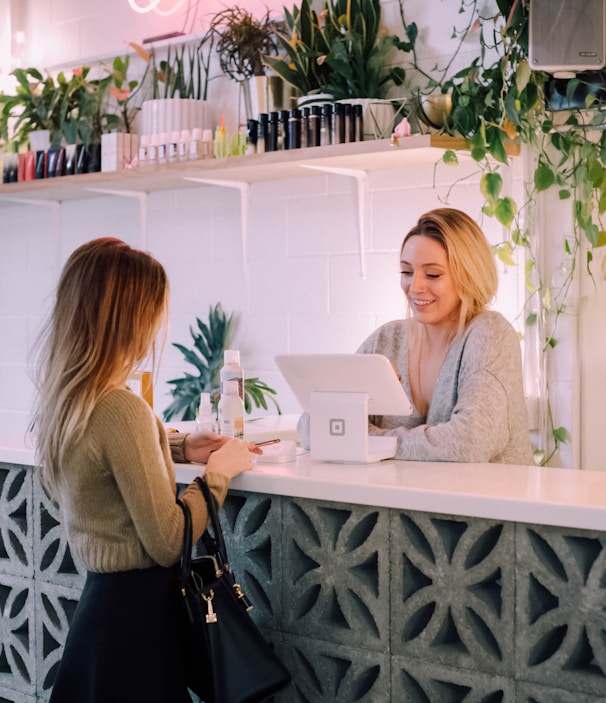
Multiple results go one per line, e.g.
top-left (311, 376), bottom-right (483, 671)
top-left (109, 85), bottom-right (130, 102)
top-left (393, 117), bottom-right (411, 138)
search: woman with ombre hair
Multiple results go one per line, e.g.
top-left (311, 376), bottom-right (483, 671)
top-left (32, 237), bottom-right (261, 702)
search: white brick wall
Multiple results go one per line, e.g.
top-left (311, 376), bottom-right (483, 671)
top-left (2, 0), bottom-right (598, 469)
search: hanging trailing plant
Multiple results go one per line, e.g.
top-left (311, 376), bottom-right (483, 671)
top-left (398, 0), bottom-right (606, 465)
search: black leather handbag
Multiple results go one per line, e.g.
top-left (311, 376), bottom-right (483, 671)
top-left (176, 477), bottom-right (291, 703)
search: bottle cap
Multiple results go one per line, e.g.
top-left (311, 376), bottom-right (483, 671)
top-left (140, 135), bottom-right (150, 146)
top-left (202, 129), bottom-right (213, 142)
top-left (192, 128), bottom-right (202, 140)
top-left (223, 380), bottom-right (239, 395)
top-left (171, 131), bottom-right (181, 143)
top-left (224, 349), bottom-right (240, 365)
top-left (180, 129), bottom-right (191, 142)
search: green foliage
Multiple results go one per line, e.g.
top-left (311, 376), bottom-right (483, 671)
top-left (162, 303), bottom-right (281, 422)
top-left (0, 59), bottom-right (139, 152)
top-left (263, 0), bottom-right (412, 99)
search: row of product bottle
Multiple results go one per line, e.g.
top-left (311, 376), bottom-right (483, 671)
top-left (137, 128), bottom-right (214, 166)
top-left (247, 103), bottom-right (365, 154)
top-left (196, 349), bottom-right (244, 438)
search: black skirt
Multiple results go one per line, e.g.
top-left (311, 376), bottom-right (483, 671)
top-left (49, 565), bottom-right (193, 703)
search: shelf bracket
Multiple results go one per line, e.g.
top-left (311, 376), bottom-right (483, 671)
top-left (184, 177), bottom-right (250, 284)
top-left (85, 188), bottom-right (149, 248)
top-left (300, 165), bottom-right (369, 279)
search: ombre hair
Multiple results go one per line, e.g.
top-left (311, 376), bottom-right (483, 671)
top-left (31, 238), bottom-right (169, 494)
top-left (401, 208), bottom-right (498, 333)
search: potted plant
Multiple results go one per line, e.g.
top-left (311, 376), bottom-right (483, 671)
top-left (0, 67), bottom-right (66, 152)
top-left (0, 63), bottom-right (131, 173)
top-left (135, 39), bottom-right (213, 142)
top-left (263, 0), bottom-right (412, 136)
top-left (163, 303), bottom-right (281, 422)
top-left (203, 5), bottom-right (286, 121)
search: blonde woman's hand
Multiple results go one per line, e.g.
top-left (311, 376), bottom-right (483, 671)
top-left (184, 429), bottom-right (229, 464)
top-left (205, 437), bottom-right (262, 479)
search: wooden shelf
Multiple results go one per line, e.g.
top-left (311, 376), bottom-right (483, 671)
top-left (0, 135), bottom-right (478, 207)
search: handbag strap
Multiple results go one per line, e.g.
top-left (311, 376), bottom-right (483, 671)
top-left (194, 476), bottom-right (229, 567)
top-left (176, 477), bottom-right (230, 587)
top-left (176, 495), bottom-right (193, 587)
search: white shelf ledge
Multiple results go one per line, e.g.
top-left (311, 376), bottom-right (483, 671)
top-left (0, 135), bottom-right (473, 206)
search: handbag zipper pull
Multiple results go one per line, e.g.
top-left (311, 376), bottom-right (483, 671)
top-left (233, 582), bottom-right (253, 612)
top-left (202, 589), bottom-right (218, 624)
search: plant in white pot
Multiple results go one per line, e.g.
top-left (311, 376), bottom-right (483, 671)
top-left (264, 0), bottom-right (416, 138)
top-left (136, 40), bottom-right (213, 141)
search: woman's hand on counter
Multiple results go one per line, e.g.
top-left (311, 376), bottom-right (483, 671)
top-left (205, 437), bottom-right (262, 479)
top-left (184, 429), bottom-right (263, 465)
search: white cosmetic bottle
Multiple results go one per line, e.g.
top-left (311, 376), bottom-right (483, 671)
top-left (218, 380), bottom-right (244, 438)
top-left (195, 392), bottom-right (215, 432)
top-left (220, 349), bottom-right (243, 399)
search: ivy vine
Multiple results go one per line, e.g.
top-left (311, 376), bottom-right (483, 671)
top-left (399, 0), bottom-right (606, 465)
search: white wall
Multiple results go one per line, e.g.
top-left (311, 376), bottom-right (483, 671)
top-left (3, 0), bottom-right (596, 470)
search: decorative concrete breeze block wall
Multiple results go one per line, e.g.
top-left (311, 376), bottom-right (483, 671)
top-left (1, 460), bottom-right (605, 702)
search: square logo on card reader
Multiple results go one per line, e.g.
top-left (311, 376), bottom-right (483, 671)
top-left (329, 418), bottom-right (345, 436)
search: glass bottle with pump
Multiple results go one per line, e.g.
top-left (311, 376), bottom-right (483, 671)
top-left (218, 380), bottom-right (244, 438)
top-left (220, 349), bottom-right (244, 399)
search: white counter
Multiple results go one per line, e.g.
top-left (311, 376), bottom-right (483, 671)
top-left (4, 420), bottom-right (606, 532)
top-left (174, 454), bottom-right (606, 532)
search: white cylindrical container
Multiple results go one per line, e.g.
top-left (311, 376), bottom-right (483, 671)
top-left (195, 391), bottom-right (215, 432)
top-left (220, 349), bottom-right (243, 399)
top-left (218, 380), bottom-right (244, 438)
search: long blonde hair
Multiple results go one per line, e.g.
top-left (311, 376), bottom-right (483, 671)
top-left (32, 238), bottom-right (169, 492)
top-left (401, 208), bottom-right (498, 333)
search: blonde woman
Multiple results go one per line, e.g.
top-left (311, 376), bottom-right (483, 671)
top-left (298, 208), bottom-right (534, 465)
top-left (32, 238), bottom-right (261, 703)
top-left (359, 207), bottom-right (533, 464)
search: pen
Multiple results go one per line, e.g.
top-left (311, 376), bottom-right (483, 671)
top-left (254, 438), bottom-right (281, 447)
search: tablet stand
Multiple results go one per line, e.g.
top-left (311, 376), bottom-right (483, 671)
top-left (309, 391), bottom-right (398, 463)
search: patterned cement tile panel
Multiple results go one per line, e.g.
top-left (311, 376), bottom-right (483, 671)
top-left (517, 679), bottom-right (606, 702)
top-left (0, 465), bottom-right (33, 579)
top-left (391, 655), bottom-right (516, 702)
top-left (0, 574), bottom-right (36, 699)
top-left (32, 474), bottom-right (85, 589)
top-left (0, 690), bottom-right (37, 703)
top-left (390, 510), bottom-right (516, 677)
top-left (280, 498), bottom-right (390, 652)
top-left (219, 491), bottom-right (284, 630)
top-left (281, 632), bottom-right (390, 702)
top-left (33, 581), bottom-right (81, 697)
top-left (515, 522), bottom-right (606, 698)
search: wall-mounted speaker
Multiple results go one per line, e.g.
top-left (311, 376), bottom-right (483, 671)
top-left (529, 0), bottom-right (606, 74)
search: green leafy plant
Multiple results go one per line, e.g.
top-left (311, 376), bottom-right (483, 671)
top-left (0, 61), bottom-right (137, 152)
top-left (400, 0), bottom-right (606, 464)
top-left (132, 39), bottom-right (213, 102)
top-left (264, 0), bottom-right (412, 99)
top-left (162, 303), bottom-right (281, 422)
top-left (0, 67), bottom-right (68, 149)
